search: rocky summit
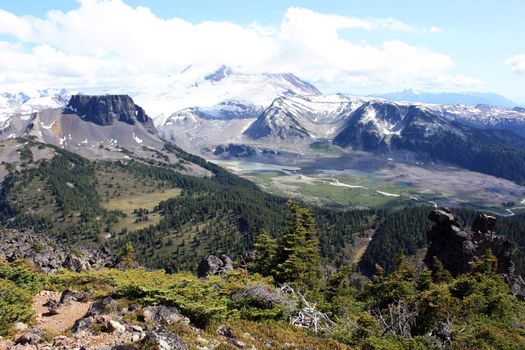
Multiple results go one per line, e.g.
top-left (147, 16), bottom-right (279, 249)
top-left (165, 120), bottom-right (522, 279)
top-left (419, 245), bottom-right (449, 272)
top-left (66, 94), bottom-right (157, 135)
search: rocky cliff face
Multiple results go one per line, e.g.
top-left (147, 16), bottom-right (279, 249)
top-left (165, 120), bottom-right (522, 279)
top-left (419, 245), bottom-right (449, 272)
top-left (66, 95), bottom-right (157, 135)
top-left (424, 208), bottom-right (525, 298)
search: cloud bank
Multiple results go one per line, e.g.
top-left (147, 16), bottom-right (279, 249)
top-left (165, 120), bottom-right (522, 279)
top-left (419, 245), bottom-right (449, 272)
top-left (507, 55), bottom-right (525, 75)
top-left (0, 0), bottom-right (482, 92)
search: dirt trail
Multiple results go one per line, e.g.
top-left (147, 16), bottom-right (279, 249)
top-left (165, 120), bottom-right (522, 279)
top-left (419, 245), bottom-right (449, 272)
top-left (32, 290), bottom-right (91, 334)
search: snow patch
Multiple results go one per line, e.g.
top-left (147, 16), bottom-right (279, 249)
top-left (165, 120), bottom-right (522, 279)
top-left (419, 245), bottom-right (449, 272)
top-left (41, 121), bottom-right (55, 130)
top-left (322, 179), bottom-right (367, 189)
top-left (376, 191), bottom-right (400, 197)
top-left (132, 132), bottom-right (143, 144)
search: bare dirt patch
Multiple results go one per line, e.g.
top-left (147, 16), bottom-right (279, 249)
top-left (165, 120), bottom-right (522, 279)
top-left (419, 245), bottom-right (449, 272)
top-left (33, 290), bottom-right (91, 334)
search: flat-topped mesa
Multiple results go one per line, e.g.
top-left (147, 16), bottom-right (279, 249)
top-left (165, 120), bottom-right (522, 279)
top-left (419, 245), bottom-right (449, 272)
top-left (424, 208), bottom-right (525, 299)
top-left (66, 94), bottom-right (157, 135)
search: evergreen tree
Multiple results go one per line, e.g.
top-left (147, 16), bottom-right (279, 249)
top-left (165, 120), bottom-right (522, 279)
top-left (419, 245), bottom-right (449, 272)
top-left (120, 241), bottom-right (135, 269)
top-left (251, 230), bottom-right (277, 276)
top-left (274, 200), bottom-right (322, 292)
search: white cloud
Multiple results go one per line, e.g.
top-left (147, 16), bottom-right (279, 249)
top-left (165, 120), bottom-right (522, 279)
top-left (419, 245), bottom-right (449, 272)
top-left (507, 55), bottom-right (525, 74)
top-left (0, 0), bottom-right (481, 94)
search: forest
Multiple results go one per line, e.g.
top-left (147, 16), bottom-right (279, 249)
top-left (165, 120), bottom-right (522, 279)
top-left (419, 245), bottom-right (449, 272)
top-left (2, 140), bottom-right (525, 276)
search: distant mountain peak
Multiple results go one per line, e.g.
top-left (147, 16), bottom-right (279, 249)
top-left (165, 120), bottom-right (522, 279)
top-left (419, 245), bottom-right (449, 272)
top-left (204, 65), bottom-right (233, 82)
top-left (371, 90), bottom-right (517, 108)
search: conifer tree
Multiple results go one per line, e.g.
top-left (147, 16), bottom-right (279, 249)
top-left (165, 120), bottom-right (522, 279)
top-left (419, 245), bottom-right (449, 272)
top-left (274, 200), bottom-right (322, 292)
top-left (252, 230), bottom-right (277, 276)
top-left (120, 241), bottom-right (135, 269)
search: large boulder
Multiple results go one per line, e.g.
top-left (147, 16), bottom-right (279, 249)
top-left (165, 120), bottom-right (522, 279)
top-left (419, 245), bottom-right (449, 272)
top-left (86, 297), bottom-right (119, 317)
top-left (197, 254), bottom-right (234, 278)
top-left (424, 208), bottom-right (525, 298)
top-left (14, 330), bottom-right (43, 345)
top-left (143, 305), bottom-right (190, 325)
top-left (59, 289), bottom-right (90, 304)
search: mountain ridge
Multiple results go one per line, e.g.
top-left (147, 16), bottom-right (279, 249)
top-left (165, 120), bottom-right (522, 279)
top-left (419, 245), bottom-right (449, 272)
top-left (371, 89), bottom-right (519, 108)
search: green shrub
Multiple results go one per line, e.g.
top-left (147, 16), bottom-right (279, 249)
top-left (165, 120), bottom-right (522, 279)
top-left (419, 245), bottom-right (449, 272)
top-left (0, 259), bottom-right (46, 292)
top-left (0, 278), bottom-right (34, 336)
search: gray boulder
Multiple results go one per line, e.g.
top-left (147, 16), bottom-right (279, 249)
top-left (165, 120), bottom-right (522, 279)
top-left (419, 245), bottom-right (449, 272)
top-left (143, 305), bottom-right (190, 325)
top-left (142, 326), bottom-right (189, 350)
top-left (197, 254), bottom-right (234, 278)
top-left (86, 297), bottom-right (119, 317)
top-left (0, 228), bottom-right (118, 274)
top-left (59, 289), bottom-right (90, 304)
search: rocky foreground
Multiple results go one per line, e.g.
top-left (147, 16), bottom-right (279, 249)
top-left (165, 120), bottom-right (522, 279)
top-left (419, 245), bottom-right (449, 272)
top-left (1, 208), bottom-right (525, 349)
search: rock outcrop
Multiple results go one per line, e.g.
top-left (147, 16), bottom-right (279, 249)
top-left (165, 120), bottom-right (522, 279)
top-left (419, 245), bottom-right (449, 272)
top-left (66, 94), bottom-right (157, 135)
top-left (424, 208), bottom-right (525, 298)
top-left (213, 143), bottom-right (257, 158)
top-left (197, 254), bottom-right (234, 278)
top-left (0, 228), bottom-right (118, 273)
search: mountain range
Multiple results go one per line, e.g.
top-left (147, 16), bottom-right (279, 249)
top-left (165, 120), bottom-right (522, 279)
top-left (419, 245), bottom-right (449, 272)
top-left (2, 65), bottom-right (525, 187)
top-left (371, 89), bottom-right (520, 108)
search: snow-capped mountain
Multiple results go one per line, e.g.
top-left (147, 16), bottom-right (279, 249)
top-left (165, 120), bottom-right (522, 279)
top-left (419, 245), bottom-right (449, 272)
top-left (154, 72), bottom-right (525, 185)
top-left (0, 89), bottom-right (71, 130)
top-left (333, 102), bottom-right (460, 150)
top-left (331, 101), bottom-right (525, 184)
top-left (430, 103), bottom-right (525, 137)
top-left (2, 67), bottom-right (524, 184)
top-left (175, 100), bottom-right (264, 121)
top-left (131, 65), bottom-right (322, 125)
top-left (243, 94), bottom-right (353, 140)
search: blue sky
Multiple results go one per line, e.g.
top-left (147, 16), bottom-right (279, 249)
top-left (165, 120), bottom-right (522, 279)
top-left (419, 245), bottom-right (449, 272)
top-left (0, 0), bottom-right (524, 103)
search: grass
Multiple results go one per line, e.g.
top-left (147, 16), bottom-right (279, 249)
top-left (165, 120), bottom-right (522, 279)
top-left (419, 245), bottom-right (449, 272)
top-left (308, 141), bottom-right (345, 156)
top-left (95, 162), bottom-right (181, 233)
top-left (102, 188), bottom-right (181, 212)
top-left (102, 188), bottom-right (181, 233)
top-left (298, 181), bottom-right (405, 208)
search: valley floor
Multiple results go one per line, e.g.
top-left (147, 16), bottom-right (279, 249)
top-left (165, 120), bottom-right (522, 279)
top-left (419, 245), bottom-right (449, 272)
top-left (210, 151), bottom-right (525, 212)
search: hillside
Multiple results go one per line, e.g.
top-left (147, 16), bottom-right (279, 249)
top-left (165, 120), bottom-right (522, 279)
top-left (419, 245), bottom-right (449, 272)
top-left (0, 137), bottom-right (377, 271)
top-left (3, 136), bottom-right (525, 278)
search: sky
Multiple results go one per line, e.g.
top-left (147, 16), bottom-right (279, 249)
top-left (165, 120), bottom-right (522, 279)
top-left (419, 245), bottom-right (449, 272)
top-left (0, 0), bottom-right (524, 103)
